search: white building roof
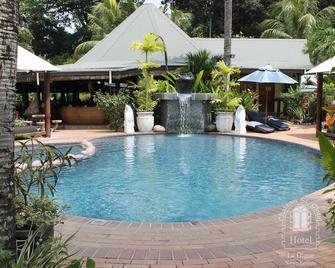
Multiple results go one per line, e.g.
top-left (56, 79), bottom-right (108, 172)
top-left (66, 3), bottom-right (198, 71)
top-left (17, 46), bottom-right (60, 72)
top-left (306, 56), bottom-right (335, 74)
top-left (193, 38), bottom-right (313, 71)
top-left (60, 4), bottom-right (313, 73)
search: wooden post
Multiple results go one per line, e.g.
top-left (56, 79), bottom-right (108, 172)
top-left (44, 72), bottom-right (51, 137)
top-left (316, 72), bottom-right (323, 135)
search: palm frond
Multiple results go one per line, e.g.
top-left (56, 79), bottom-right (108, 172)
top-left (298, 13), bottom-right (316, 36)
top-left (261, 29), bottom-right (293, 39)
top-left (74, 40), bottom-right (100, 56)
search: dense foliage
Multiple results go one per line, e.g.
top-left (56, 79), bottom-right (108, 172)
top-left (305, 5), bottom-right (335, 64)
top-left (74, 0), bottom-right (139, 57)
top-left (317, 133), bottom-right (335, 233)
top-left (260, 0), bottom-right (335, 39)
top-left (211, 61), bottom-right (241, 112)
top-left (15, 139), bottom-right (73, 229)
top-left (163, 0), bottom-right (278, 37)
top-left (94, 91), bottom-right (130, 131)
top-left (280, 87), bottom-right (317, 123)
top-left (18, 0), bottom-right (335, 63)
top-left (186, 50), bottom-right (220, 81)
top-left (0, 230), bottom-right (96, 268)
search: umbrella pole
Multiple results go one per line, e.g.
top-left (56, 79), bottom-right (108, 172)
top-left (265, 87), bottom-right (269, 119)
top-left (316, 73), bottom-right (323, 136)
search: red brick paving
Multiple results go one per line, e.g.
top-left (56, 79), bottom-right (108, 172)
top-left (49, 127), bottom-right (335, 267)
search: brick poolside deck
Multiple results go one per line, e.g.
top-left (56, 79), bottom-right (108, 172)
top-left (38, 125), bottom-right (335, 267)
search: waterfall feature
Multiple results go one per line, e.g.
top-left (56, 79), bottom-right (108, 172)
top-left (177, 93), bottom-right (192, 133)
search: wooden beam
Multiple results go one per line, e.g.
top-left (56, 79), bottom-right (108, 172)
top-left (44, 72), bottom-right (51, 137)
top-left (316, 72), bottom-right (323, 135)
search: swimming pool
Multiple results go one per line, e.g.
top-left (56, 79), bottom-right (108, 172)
top-left (55, 135), bottom-right (325, 222)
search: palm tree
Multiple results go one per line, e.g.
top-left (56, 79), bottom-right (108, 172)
top-left (74, 0), bottom-right (137, 57)
top-left (305, 8), bottom-right (335, 64)
top-left (306, 28), bottom-right (335, 64)
top-left (260, 0), bottom-right (335, 39)
top-left (224, 0), bottom-right (232, 66)
top-left (0, 0), bottom-right (19, 253)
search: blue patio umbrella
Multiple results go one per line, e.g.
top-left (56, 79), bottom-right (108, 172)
top-left (238, 65), bottom-right (298, 84)
top-left (238, 65), bottom-right (298, 116)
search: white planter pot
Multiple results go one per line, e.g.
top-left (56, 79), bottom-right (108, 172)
top-left (216, 112), bottom-right (234, 132)
top-left (137, 112), bottom-right (154, 132)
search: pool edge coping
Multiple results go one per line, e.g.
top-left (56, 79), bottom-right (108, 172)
top-left (51, 131), bottom-right (331, 227)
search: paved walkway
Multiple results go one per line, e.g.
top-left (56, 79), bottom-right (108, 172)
top-left (41, 125), bottom-right (335, 268)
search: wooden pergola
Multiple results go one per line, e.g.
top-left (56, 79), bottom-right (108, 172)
top-left (306, 56), bottom-right (335, 136)
top-left (17, 46), bottom-right (61, 137)
top-left (16, 65), bottom-right (182, 136)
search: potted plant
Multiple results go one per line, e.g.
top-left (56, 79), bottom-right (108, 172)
top-left (212, 90), bottom-right (241, 131)
top-left (15, 139), bottom-right (73, 244)
top-left (131, 33), bottom-right (165, 132)
top-left (132, 66), bottom-right (158, 131)
top-left (211, 60), bottom-right (241, 132)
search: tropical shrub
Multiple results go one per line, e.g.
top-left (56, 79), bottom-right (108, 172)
top-left (132, 69), bottom-right (158, 112)
top-left (15, 139), bottom-right (73, 204)
top-left (156, 72), bottom-right (177, 93)
top-left (211, 60), bottom-right (240, 91)
top-left (192, 71), bottom-right (213, 93)
top-left (324, 80), bottom-right (335, 106)
top-left (15, 196), bottom-right (66, 229)
top-left (186, 50), bottom-right (219, 81)
top-left (15, 118), bottom-right (27, 127)
top-left (317, 133), bottom-right (335, 232)
top-left (236, 89), bottom-right (258, 112)
top-left (94, 91), bottom-right (130, 131)
top-left (0, 230), bottom-right (95, 268)
top-left (211, 90), bottom-right (241, 112)
top-left (15, 139), bottom-right (73, 231)
top-left (280, 87), bottom-right (316, 123)
top-left (211, 61), bottom-right (241, 112)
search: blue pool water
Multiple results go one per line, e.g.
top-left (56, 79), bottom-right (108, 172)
top-left (55, 135), bottom-right (325, 222)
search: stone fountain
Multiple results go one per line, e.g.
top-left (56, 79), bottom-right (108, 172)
top-left (155, 75), bottom-right (214, 133)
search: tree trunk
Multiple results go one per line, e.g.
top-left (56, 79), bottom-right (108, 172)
top-left (0, 0), bottom-right (19, 253)
top-left (224, 0), bottom-right (232, 66)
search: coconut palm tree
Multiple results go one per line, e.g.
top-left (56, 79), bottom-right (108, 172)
top-left (305, 8), bottom-right (335, 64)
top-left (224, 0), bottom-right (232, 66)
top-left (74, 0), bottom-right (137, 57)
top-left (0, 0), bottom-right (19, 253)
top-left (260, 0), bottom-right (335, 39)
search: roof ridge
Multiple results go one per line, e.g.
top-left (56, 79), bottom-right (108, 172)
top-left (100, 5), bottom-right (145, 60)
top-left (150, 5), bottom-right (199, 51)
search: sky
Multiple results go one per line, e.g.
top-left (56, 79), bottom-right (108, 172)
top-left (144, 0), bottom-right (162, 7)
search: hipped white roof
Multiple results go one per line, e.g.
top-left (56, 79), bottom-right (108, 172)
top-left (17, 46), bottom-right (60, 72)
top-left (306, 56), bottom-right (335, 74)
top-left (193, 38), bottom-right (312, 70)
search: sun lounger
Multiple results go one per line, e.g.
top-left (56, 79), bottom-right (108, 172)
top-left (246, 121), bottom-right (275, 133)
top-left (247, 111), bottom-right (289, 131)
top-left (266, 117), bottom-right (290, 131)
